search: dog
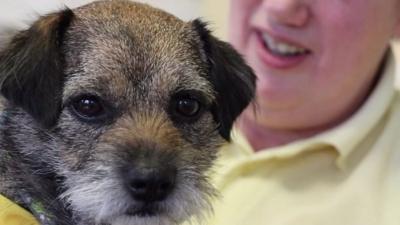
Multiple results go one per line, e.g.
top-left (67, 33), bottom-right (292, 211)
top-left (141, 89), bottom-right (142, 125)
top-left (0, 1), bottom-right (255, 225)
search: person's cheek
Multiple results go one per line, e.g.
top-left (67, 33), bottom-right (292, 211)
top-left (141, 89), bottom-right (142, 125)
top-left (229, 0), bottom-right (260, 51)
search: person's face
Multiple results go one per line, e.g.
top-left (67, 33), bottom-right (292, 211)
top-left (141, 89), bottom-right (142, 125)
top-left (230, 0), bottom-right (400, 130)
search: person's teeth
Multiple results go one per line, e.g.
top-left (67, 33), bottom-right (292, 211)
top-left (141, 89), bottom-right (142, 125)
top-left (262, 32), bottom-right (308, 56)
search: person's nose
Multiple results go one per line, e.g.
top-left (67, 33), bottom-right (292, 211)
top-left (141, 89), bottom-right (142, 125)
top-left (262, 0), bottom-right (310, 27)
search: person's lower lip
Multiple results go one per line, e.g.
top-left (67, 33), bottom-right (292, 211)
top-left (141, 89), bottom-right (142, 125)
top-left (255, 32), bottom-right (310, 69)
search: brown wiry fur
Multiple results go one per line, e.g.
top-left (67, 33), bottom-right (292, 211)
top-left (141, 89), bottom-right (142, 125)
top-left (0, 1), bottom-right (255, 225)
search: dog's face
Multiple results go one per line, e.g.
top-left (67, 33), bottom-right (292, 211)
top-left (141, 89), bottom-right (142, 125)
top-left (0, 1), bottom-right (255, 225)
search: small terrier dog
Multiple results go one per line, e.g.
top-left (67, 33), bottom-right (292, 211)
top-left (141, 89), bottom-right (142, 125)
top-left (0, 1), bottom-right (255, 225)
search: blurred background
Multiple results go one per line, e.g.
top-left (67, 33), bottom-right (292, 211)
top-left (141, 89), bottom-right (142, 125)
top-left (0, 0), bottom-right (399, 81)
top-left (0, 0), bottom-right (228, 37)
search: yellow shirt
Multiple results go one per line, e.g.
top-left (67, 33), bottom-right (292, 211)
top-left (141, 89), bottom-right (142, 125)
top-left (206, 49), bottom-right (400, 225)
top-left (0, 195), bottom-right (38, 225)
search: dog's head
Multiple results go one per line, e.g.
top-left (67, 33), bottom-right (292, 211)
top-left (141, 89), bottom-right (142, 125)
top-left (0, 1), bottom-right (255, 224)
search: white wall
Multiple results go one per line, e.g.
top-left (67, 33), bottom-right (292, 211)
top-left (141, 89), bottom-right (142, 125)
top-left (0, 0), bottom-right (92, 30)
top-left (202, 0), bottom-right (229, 40)
top-left (135, 0), bottom-right (202, 21)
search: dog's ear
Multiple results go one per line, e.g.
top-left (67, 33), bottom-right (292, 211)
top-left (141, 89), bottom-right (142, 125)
top-left (192, 19), bottom-right (256, 140)
top-left (0, 9), bottom-right (74, 127)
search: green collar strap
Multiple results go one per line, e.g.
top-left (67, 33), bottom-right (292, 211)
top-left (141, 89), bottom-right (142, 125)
top-left (0, 193), bottom-right (56, 225)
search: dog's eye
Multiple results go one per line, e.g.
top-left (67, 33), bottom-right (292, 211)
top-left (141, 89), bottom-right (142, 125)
top-left (176, 98), bottom-right (201, 117)
top-left (169, 91), bottom-right (209, 123)
top-left (71, 96), bottom-right (105, 120)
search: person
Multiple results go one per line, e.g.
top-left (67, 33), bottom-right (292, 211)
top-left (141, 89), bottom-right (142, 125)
top-left (205, 0), bottom-right (400, 225)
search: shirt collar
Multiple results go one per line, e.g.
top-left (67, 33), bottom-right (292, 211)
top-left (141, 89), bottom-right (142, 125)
top-left (320, 48), bottom-right (396, 169)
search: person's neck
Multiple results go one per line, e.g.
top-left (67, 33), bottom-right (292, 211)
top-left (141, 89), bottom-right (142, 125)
top-left (236, 116), bottom-right (329, 151)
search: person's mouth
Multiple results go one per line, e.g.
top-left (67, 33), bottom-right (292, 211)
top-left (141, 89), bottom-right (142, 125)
top-left (255, 31), bottom-right (311, 69)
top-left (261, 32), bottom-right (310, 57)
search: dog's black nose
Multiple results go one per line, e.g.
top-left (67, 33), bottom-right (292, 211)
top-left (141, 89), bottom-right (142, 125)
top-left (126, 166), bottom-right (176, 202)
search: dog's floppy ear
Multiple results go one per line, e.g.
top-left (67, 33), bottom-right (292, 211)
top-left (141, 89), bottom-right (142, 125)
top-left (0, 9), bottom-right (74, 127)
top-left (192, 19), bottom-right (256, 140)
